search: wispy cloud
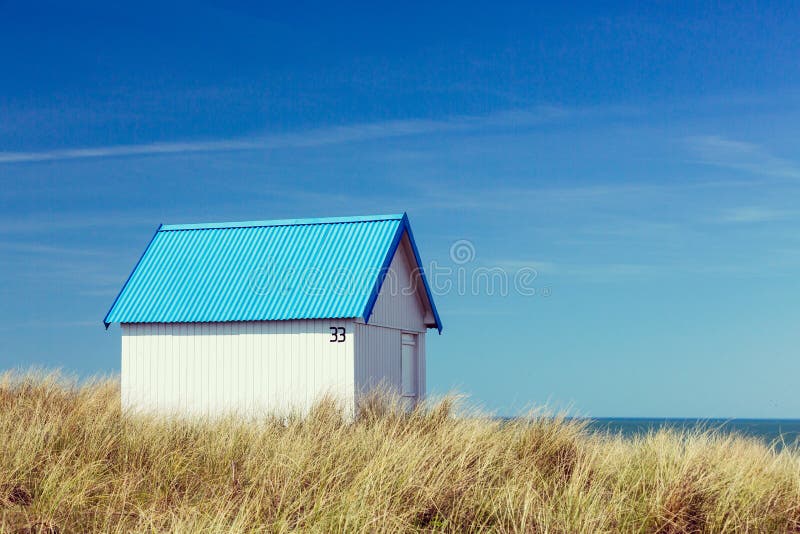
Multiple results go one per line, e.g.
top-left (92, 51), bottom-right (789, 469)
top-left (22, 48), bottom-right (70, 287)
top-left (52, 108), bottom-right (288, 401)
top-left (399, 177), bottom-right (758, 215)
top-left (0, 320), bottom-right (99, 331)
top-left (0, 106), bottom-right (627, 164)
top-left (712, 206), bottom-right (795, 224)
top-left (488, 258), bottom-right (800, 281)
top-left (488, 259), bottom-right (559, 275)
top-left (0, 212), bottom-right (156, 234)
top-left (0, 241), bottom-right (114, 256)
top-left (685, 135), bottom-right (800, 179)
top-left (0, 139), bottom-right (267, 164)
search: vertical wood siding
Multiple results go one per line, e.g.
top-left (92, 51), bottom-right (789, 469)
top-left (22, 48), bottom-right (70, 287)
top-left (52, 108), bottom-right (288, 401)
top-left (353, 323), bottom-right (427, 404)
top-left (354, 236), bottom-right (428, 404)
top-left (417, 332), bottom-right (426, 399)
top-left (121, 319), bottom-right (354, 417)
top-left (353, 323), bottom-right (401, 398)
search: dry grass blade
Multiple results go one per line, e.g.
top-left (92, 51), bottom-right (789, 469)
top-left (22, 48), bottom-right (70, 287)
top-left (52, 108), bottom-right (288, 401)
top-left (0, 370), bottom-right (797, 532)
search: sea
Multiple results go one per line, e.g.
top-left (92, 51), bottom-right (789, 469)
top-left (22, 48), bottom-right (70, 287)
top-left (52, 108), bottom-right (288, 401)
top-left (580, 418), bottom-right (800, 447)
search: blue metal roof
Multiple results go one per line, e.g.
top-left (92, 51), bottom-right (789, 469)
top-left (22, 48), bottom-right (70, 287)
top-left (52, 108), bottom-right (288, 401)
top-left (104, 213), bottom-right (442, 332)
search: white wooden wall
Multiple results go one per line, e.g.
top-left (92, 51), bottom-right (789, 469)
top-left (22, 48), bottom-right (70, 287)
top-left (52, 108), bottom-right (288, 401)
top-left (354, 238), bottom-right (428, 403)
top-left (120, 234), bottom-right (433, 418)
top-left (367, 235), bottom-right (428, 333)
top-left (121, 319), bottom-right (354, 417)
top-left (417, 333), bottom-right (426, 400)
top-left (353, 324), bottom-right (426, 402)
top-left (353, 323), bottom-right (401, 392)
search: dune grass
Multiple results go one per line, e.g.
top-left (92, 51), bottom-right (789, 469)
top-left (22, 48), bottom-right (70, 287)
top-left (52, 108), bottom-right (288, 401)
top-left (0, 372), bottom-right (798, 533)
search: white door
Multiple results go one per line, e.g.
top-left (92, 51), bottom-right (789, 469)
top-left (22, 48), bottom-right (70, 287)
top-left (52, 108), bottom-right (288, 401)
top-left (401, 333), bottom-right (418, 409)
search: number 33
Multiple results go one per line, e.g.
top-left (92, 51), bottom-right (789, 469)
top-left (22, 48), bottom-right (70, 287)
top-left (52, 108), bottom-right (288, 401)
top-left (329, 327), bottom-right (346, 342)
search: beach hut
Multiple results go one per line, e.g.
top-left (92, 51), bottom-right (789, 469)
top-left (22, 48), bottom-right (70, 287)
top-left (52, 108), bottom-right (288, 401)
top-left (104, 213), bottom-right (442, 417)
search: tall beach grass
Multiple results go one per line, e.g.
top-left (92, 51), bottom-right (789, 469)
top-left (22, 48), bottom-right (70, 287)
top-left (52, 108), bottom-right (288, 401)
top-left (0, 371), bottom-right (798, 533)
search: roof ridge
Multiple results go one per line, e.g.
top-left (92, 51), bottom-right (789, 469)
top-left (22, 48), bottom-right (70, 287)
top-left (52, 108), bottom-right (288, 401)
top-left (159, 213), bottom-right (405, 232)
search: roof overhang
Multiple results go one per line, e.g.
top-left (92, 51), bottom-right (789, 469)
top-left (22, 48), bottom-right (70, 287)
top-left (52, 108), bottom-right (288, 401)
top-left (103, 213), bottom-right (442, 333)
top-left (362, 213), bottom-right (443, 333)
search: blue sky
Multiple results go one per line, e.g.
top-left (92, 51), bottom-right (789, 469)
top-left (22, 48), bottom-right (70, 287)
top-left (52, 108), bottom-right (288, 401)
top-left (1, 1), bottom-right (799, 417)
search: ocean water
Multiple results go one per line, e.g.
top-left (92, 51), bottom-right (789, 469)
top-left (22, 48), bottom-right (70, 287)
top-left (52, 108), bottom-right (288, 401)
top-left (582, 418), bottom-right (800, 446)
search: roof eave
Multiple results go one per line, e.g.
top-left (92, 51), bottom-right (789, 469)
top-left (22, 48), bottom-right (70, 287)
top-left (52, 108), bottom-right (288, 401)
top-left (401, 214), bottom-right (443, 334)
top-left (362, 213), bottom-right (443, 334)
top-left (103, 223), bottom-right (163, 329)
